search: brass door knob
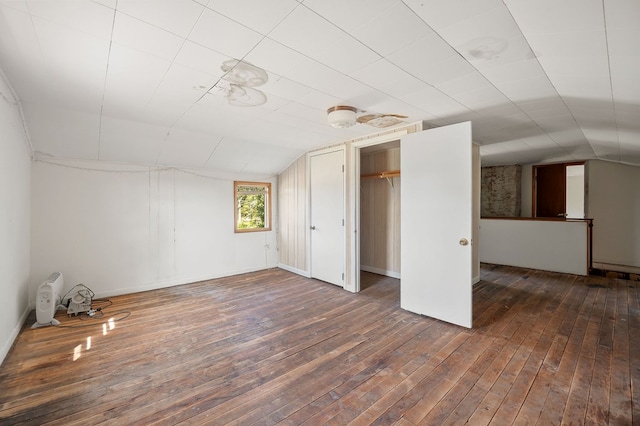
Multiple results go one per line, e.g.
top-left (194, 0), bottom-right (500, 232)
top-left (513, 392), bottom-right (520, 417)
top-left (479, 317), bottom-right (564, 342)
top-left (459, 238), bottom-right (469, 246)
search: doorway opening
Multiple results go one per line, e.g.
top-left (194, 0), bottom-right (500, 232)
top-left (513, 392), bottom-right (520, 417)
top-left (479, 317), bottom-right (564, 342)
top-left (350, 130), bottom-right (408, 293)
top-left (359, 140), bottom-right (401, 283)
top-left (533, 162), bottom-right (585, 218)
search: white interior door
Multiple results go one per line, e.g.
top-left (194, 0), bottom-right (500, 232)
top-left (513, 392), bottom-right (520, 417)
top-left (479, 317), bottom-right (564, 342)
top-left (310, 149), bottom-right (345, 286)
top-left (400, 122), bottom-right (474, 328)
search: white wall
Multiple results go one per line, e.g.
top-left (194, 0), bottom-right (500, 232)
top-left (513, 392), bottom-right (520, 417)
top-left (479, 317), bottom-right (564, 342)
top-left (480, 219), bottom-right (589, 275)
top-left (587, 160), bottom-right (640, 268)
top-left (31, 160), bottom-right (278, 300)
top-left (0, 71), bottom-right (32, 364)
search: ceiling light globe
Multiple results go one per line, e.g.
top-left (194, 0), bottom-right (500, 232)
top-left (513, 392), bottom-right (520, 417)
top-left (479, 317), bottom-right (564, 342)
top-left (327, 106), bottom-right (357, 128)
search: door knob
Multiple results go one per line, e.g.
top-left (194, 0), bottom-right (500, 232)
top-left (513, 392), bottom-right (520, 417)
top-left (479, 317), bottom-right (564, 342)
top-left (459, 238), bottom-right (469, 246)
top-left (310, 226), bottom-right (316, 230)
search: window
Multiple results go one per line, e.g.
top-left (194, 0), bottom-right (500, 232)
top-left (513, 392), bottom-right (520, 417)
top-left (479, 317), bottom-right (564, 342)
top-left (234, 181), bottom-right (271, 233)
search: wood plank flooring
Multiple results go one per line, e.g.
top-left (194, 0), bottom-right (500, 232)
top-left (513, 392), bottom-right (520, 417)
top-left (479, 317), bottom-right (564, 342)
top-left (0, 264), bottom-right (637, 425)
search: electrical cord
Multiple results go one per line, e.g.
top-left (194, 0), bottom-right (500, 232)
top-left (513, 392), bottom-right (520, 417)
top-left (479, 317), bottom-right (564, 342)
top-left (91, 298), bottom-right (113, 308)
top-left (52, 283), bottom-right (130, 328)
top-left (59, 283), bottom-right (95, 306)
top-left (53, 310), bottom-right (131, 328)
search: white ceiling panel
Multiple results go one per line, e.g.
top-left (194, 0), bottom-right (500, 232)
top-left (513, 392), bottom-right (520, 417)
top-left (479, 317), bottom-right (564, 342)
top-left (205, 0), bottom-right (300, 35)
top-left (525, 31), bottom-right (607, 60)
top-left (151, 62), bottom-right (218, 104)
top-left (29, 18), bottom-right (109, 112)
top-left (610, 56), bottom-right (640, 103)
top-left (450, 86), bottom-right (511, 110)
top-left (0, 0), bottom-right (638, 172)
top-left (350, 2), bottom-right (433, 57)
top-left (172, 41), bottom-right (229, 77)
top-left (188, 8), bottom-right (263, 59)
top-left (399, 85), bottom-right (469, 117)
top-left (537, 57), bottom-right (612, 99)
top-left (480, 59), bottom-right (548, 85)
top-left (403, 0), bottom-right (503, 31)
top-left (437, 4), bottom-right (524, 47)
top-left (262, 76), bottom-right (312, 103)
top-left (243, 38), bottom-right (302, 79)
top-left (24, 102), bottom-right (100, 159)
top-left (388, 33), bottom-right (476, 85)
top-left (493, 76), bottom-right (558, 102)
top-left (204, 137), bottom-right (259, 172)
top-left (116, 0), bottom-right (204, 38)
top-left (112, 12), bottom-right (184, 61)
top-left (296, 90), bottom-right (343, 111)
top-left (102, 44), bottom-right (172, 114)
top-left (311, 33), bottom-right (380, 75)
top-left (348, 59), bottom-right (412, 93)
top-left (25, 0), bottom-right (114, 39)
top-left (0, 0), bottom-right (28, 13)
top-left (435, 72), bottom-right (492, 96)
top-left (157, 128), bottom-right (224, 168)
top-left (92, 0), bottom-right (116, 8)
top-left (281, 55), bottom-right (371, 102)
top-left (99, 116), bottom-right (168, 164)
top-left (268, 5), bottom-right (344, 57)
top-left (302, 0), bottom-right (393, 34)
top-left (505, 0), bottom-right (604, 34)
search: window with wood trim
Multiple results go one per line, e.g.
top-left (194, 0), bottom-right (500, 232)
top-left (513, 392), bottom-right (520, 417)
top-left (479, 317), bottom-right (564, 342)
top-left (234, 181), bottom-right (271, 233)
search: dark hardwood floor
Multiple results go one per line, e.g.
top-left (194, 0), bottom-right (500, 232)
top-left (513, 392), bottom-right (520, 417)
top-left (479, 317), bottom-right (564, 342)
top-left (0, 264), bottom-right (637, 425)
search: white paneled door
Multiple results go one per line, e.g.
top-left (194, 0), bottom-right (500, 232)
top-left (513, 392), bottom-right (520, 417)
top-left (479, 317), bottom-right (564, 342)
top-left (309, 148), bottom-right (345, 287)
top-left (400, 122), bottom-right (474, 328)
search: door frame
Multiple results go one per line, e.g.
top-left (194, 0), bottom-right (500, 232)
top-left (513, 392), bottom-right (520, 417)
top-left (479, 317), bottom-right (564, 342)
top-left (307, 145), bottom-right (347, 287)
top-left (348, 129), bottom-right (409, 293)
top-left (532, 161), bottom-right (585, 218)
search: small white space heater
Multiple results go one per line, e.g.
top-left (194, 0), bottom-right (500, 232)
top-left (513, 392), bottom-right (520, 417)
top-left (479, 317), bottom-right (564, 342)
top-left (32, 272), bottom-right (64, 328)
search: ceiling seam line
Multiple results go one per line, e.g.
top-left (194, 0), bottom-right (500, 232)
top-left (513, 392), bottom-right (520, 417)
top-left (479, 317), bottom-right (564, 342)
top-left (601, 0), bottom-right (621, 161)
top-left (195, 1), bottom-right (305, 106)
top-left (299, 1), bottom-right (470, 117)
top-left (98, 0), bottom-right (119, 161)
top-left (497, 0), bottom-right (595, 159)
top-left (151, 2), bottom-right (210, 165)
top-left (401, 0), bottom-right (588, 160)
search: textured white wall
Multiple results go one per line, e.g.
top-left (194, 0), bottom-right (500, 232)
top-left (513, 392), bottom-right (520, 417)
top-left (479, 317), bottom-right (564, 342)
top-left (0, 71), bottom-right (32, 364)
top-left (31, 160), bottom-right (278, 300)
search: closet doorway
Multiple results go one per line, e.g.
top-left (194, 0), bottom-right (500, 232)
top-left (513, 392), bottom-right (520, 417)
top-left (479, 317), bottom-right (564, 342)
top-left (359, 140), bottom-right (401, 282)
top-left (349, 123), bottom-right (477, 328)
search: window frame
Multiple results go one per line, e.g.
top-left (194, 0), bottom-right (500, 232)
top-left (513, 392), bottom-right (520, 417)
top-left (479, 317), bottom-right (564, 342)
top-left (233, 181), bottom-right (272, 233)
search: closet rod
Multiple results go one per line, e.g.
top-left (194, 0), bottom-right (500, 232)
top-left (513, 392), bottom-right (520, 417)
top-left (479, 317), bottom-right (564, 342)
top-left (360, 169), bottom-right (400, 179)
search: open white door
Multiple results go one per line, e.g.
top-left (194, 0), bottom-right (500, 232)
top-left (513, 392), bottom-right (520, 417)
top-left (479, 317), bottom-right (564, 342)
top-left (400, 122), bottom-right (473, 328)
top-left (309, 148), bottom-right (345, 286)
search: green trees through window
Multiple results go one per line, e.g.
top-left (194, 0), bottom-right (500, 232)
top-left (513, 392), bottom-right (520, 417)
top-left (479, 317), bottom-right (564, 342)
top-left (234, 181), bottom-right (271, 232)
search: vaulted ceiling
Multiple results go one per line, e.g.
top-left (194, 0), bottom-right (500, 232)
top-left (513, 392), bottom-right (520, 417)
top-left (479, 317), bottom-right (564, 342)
top-left (0, 0), bottom-right (638, 175)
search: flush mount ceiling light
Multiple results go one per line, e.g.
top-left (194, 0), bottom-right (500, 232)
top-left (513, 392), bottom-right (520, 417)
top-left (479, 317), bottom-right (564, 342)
top-left (327, 105), bottom-right (357, 128)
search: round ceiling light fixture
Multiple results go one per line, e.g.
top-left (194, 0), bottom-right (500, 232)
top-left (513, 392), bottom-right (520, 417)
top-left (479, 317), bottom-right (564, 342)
top-left (327, 105), bottom-right (357, 128)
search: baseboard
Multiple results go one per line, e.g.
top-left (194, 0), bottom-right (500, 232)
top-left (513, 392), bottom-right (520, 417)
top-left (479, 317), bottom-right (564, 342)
top-left (0, 302), bottom-right (32, 367)
top-left (90, 266), bottom-right (276, 300)
top-left (277, 263), bottom-right (311, 278)
top-left (361, 265), bottom-right (401, 279)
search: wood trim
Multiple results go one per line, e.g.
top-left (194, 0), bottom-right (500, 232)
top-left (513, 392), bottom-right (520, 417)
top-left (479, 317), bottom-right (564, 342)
top-left (234, 180), bottom-right (272, 233)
